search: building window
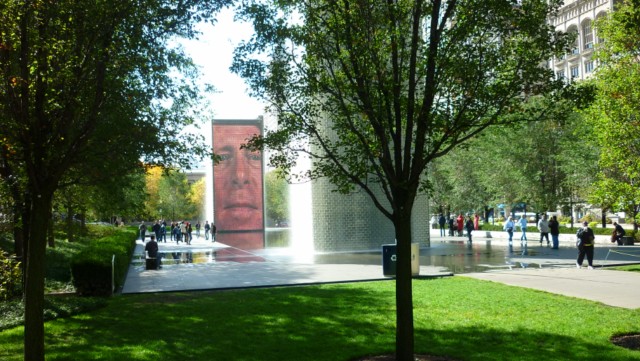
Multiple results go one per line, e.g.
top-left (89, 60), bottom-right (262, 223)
top-left (570, 65), bottom-right (579, 79)
top-left (556, 70), bottom-right (565, 80)
top-left (585, 61), bottom-right (595, 74)
top-left (583, 20), bottom-right (593, 49)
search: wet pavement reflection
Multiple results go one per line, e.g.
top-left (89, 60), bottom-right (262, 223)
top-left (148, 238), bottom-right (553, 275)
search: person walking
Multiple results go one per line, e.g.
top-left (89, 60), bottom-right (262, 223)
top-left (448, 216), bottom-right (455, 236)
top-left (576, 221), bottom-right (596, 269)
top-left (548, 215), bottom-right (560, 249)
top-left (152, 220), bottom-right (161, 241)
top-left (456, 213), bottom-right (464, 237)
top-left (538, 214), bottom-right (550, 247)
top-left (139, 221), bottom-right (147, 242)
top-left (518, 216), bottom-right (528, 243)
top-left (473, 213), bottom-right (480, 231)
top-left (504, 216), bottom-right (515, 246)
top-left (465, 217), bottom-right (474, 244)
top-left (195, 221), bottom-right (201, 239)
top-left (211, 223), bottom-right (217, 242)
top-left (204, 221), bottom-right (211, 240)
top-left (186, 222), bottom-right (193, 245)
top-left (180, 221), bottom-right (187, 244)
top-left (438, 214), bottom-right (446, 237)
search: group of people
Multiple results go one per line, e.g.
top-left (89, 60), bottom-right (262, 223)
top-left (503, 214), bottom-right (561, 249)
top-left (437, 213), bottom-right (479, 243)
top-left (140, 219), bottom-right (218, 270)
top-left (436, 212), bottom-right (631, 270)
top-left (139, 220), bottom-right (217, 246)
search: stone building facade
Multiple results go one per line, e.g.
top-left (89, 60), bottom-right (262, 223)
top-left (548, 0), bottom-right (616, 81)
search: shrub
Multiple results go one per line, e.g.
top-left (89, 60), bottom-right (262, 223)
top-left (0, 251), bottom-right (22, 301)
top-left (70, 229), bottom-right (136, 296)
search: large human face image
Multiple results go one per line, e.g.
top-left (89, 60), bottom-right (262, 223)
top-left (213, 122), bottom-right (264, 233)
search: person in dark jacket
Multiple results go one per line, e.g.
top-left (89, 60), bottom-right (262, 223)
top-left (612, 222), bottom-right (626, 245)
top-left (576, 221), bottom-right (595, 269)
top-left (548, 215), bottom-right (560, 249)
top-left (465, 217), bottom-right (474, 244)
top-left (144, 235), bottom-right (161, 270)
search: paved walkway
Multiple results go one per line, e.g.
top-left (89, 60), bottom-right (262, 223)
top-left (121, 232), bottom-right (640, 309)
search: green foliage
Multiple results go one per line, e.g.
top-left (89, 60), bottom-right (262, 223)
top-left (0, 251), bottom-right (21, 301)
top-left (265, 169), bottom-right (289, 226)
top-left (233, 1), bottom-right (572, 357)
top-left (0, 296), bottom-right (108, 332)
top-left (70, 229), bottom-right (136, 296)
top-left (583, 0), bottom-right (640, 216)
top-left (1, 278), bottom-right (640, 360)
top-left (156, 170), bottom-right (199, 221)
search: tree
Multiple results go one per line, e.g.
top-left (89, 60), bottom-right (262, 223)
top-left (157, 170), bottom-right (198, 221)
top-left (265, 169), bottom-right (290, 226)
top-left (233, 0), bottom-right (569, 359)
top-left (583, 0), bottom-right (640, 224)
top-left (0, 1), bottom-right (228, 359)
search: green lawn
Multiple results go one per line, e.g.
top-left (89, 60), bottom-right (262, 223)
top-left (1, 277), bottom-right (639, 361)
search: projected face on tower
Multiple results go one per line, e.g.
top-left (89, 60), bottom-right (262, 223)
top-left (213, 121), bottom-right (264, 243)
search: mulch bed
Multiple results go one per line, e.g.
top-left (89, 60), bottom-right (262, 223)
top-left (351, 355), bottom-right (460, 361)
top-left (611, 333), bottom-right (640, 350)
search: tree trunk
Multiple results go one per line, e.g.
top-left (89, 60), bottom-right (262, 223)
top-left (394, 212), bottom-right (414, 361)
top-left (66, 205), bottom-right (74, 243)
top-left (601, 208), bottom-right (607, 229)
top-left (24, 191), bottom-right (54, 361)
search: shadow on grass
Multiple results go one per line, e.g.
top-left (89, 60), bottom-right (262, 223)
top-left (1, 280), bottom-right (639, 361)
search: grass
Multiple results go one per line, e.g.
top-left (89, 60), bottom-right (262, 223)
top-left (1, 277), bottom-right (640, 361)
top-left (612, 265), bottom-right (640, 273)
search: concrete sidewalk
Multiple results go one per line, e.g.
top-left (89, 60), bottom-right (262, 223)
top-left (122, 234), bottom-right (640, 310)
top-left (460, 267), bottom-right (640, 309)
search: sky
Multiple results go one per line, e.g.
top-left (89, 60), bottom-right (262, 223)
top-left (179, 9), bottom-right (271, 224)
top-left (180, 7), bottom-right (266, 121)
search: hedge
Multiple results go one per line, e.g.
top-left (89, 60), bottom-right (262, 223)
top-left (70, 229), bottom-right (136, 296)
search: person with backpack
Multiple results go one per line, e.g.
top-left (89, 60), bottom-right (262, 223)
top-left (612, 221), bottom-right (625, 245)
top-left (576, 221), bottom-right (596, 269)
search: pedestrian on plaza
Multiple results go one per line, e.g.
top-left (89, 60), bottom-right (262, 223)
top-left (195, 221), bottom-right (201, 239)
top-left (465, 217), bottom-right (474, 244)
top-left (456, 213), bottom-right (464, 237)
top-left (204, 221), bottom-right (211, 240)
top-left (174, 224), bottom-right (182, 244)
top-left (538, 214), bottom-right (551, 247)
top-left (548, 215), bottom-right (560, 249)
top-left (448, 216), bottom-right (455, 236)
top-left (180, 221), bottom-right (187, 244)
top-left (474, 213), bottom-right (480, 230)
top-left (152, 220), bottom-right (161, 241)
top-left (612, 221), bottom-right (626, 245)
top-left (438, 214), bottom-right (446, 237)
top-left (139, 221), bottom-right (147, 242)
top-left (576, 221), bottom-right (595, 269)
top-left (518, 215), bottom-right (528, 243)
top-left (211, 223), bottom-right (217, 242)
top-left (503, 216), bottom-right (515, 246)
top-left (160, 223), bottom-right (167, 242)
top-left (186, 222), bottom-right (193, 245)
